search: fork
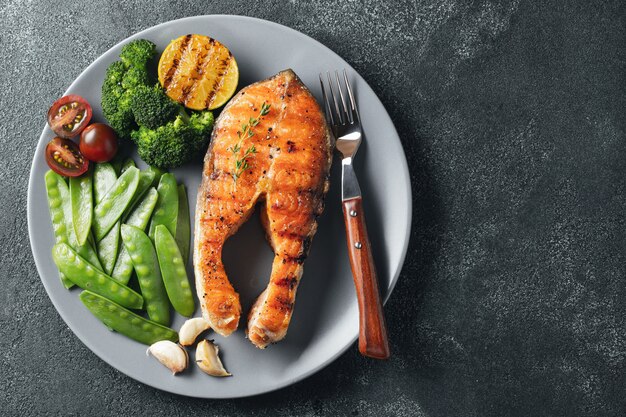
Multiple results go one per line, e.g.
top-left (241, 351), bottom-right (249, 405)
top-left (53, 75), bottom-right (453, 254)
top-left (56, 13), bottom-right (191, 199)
top-left (319, 70), bottom-right (390, 359)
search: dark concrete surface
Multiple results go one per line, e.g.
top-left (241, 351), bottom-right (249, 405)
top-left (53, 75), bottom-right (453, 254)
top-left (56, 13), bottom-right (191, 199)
top-left (1, 0), bottom-right (625, 416)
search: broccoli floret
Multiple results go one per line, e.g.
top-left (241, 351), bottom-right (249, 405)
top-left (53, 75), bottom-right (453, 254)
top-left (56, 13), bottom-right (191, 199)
top-left (101, 41), bottom-right (154, 139)
top-left (130, 85), bottom-right (182, 129)
top-left (131, 115), bottom-right (213, 169)
top-left (121, 66), bottom-right (151, 90)
top-left (189, 111), bottom-right (215, 139)
top-left (120, 39), bottom-right (156, 69)
top-left (102, 62), bottom-right (139, 138)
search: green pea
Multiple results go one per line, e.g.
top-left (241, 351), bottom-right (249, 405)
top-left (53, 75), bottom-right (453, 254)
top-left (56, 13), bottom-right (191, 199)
top-left (93, 167), bottom-right (140, 241)
top-left (175, 184), bottom-right (191, 265)
top-left (52, 243), bottom-right (143, 309)
top-left (121, 224), bottom-right (170, 325)
top-left (120, 158), bottom-right (136, 174)
top-left (121, 169), bottom-right (155, 221)
top-left (155, 225), bottom-right (195, 317)
top-left (111, 188), bottom-right (158, 284)
top-left (69, 172), bottom-right (93, 246)
top-left (93, 163), bottom-right (117, 204)
top-left (79, 290), bottom-right (177, 345)
top-left (45, 171), bottom-right (73, 289)
top-left (148, 173), bottom-right (178, 240)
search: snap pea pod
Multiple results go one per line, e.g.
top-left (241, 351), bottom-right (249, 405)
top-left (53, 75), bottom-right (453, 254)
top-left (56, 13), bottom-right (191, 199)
top-left (98, 222), bottom-right (120, 275)
top-left (79, 290), bottom-right (178, 345)
top-left (148, 173), bottom-right (178, 240)
top-left (93, 166), bottom-right (139, 241)
top-left (120, 158), bottom-right (136, 174)
top-left (121, 225), bottom-right (170, 325)
top-left (94, 163), bottom-right (117, 204)
top-left (148, 166), bottom-right (165, 187)
top-left (175, 184), bottom-right (191, 265)
top-left (110, 155), bottom-right (124, 175)
top-left (69, 173), bottom-right (93, 246)
top-left (94, 163), bottom-right (120, 274)
top-left (121, 169), bottom-right (155, 220)
top-left (111, 188), bottom-right (158, 284)
top-left (52, 243), bottom-right (143, 309)
top-left (155, 225), bottom-right (195, 317)
top-left (62, 181), bottom-right (104, 272)
top-left (45, 171), bottom-right (74, 289)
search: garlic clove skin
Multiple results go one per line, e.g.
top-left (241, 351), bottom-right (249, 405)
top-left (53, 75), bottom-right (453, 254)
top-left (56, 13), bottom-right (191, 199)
top-left (179, 317), bottom-right (211, 346)
top-left (195, 339), bottom-right (231, 377)
top-left (147, 340), bottom-right (188, 375)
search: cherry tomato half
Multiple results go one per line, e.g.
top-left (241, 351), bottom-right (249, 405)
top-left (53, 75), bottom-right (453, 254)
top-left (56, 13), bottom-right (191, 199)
top-left (45, 137), bottom-right (89, 177)
top-left (79, 123), bottom-right (118, 162)
top-left (47, 95), bottom-right (92, 139)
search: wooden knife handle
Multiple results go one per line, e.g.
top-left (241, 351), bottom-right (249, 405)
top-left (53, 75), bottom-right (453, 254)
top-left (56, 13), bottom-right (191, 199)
top-left (342, 197), bottom-right (390, 359)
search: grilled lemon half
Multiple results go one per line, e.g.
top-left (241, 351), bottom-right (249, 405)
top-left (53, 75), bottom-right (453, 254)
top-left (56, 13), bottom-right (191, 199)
top-left (158, 34), bottom-right (239, 111)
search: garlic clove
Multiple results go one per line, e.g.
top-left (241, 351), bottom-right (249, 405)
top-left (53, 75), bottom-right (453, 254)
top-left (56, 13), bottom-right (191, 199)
top-left (179, 317), bottom-right (211, 346)
top-left (195, 339), bottom-right (231, 377)
top-left (147, 340), bottom-right (188, 375)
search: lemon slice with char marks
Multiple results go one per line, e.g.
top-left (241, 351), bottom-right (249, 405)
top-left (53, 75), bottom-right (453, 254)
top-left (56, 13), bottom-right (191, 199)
top-left (158, 34), bottom-right (239, 111)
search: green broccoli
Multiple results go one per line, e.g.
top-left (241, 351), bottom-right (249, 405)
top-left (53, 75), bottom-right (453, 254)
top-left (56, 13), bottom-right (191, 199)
top-left (102, 38), bottom-right (215, 168)
top-left (130, 84), bottom-right (182, 129)
top-left (121, 66), bottom-right (151, 90)
top-left (101, 40), bottom-right (156, 138)
top-left (130, 109), bottom-right (214, 169)
top-left (120, 39), bottom-right (156, 69)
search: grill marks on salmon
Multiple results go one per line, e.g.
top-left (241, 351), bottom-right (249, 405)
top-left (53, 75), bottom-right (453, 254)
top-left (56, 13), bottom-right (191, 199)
top-left (194, 70), bottom-right (332, 347)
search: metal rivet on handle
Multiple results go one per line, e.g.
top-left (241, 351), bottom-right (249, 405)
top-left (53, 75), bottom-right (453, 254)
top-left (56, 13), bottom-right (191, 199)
top-left (349, 210), bottom-right (357, 217)
top-left (355, 242), bottom-right (362, 249)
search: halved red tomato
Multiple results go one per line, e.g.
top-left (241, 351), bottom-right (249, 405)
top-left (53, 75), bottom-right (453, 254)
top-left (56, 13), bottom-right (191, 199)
top-left (47, 95), bottom-right (92, 139)
top-left (45, 137), bottom-right (89, 177)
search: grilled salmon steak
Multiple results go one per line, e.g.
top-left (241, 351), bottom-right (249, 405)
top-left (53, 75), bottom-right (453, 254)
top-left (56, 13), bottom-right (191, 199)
top-left (194, 69), bottom-right (332, 348)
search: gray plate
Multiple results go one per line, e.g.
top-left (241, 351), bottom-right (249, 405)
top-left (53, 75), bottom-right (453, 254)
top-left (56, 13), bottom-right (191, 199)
top-left (27, 15), bottom-right (411, 398)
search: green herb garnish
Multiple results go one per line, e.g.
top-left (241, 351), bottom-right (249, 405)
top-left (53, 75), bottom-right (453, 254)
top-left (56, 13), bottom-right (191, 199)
top-left (230, 102), bottom-right (271, 184)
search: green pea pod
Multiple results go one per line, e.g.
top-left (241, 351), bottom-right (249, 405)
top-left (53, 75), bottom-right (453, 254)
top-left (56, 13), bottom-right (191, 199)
top-left (94, 163), bottom-right (120, 274)
top-left (110, 155), bottom-right (124, 175)
top-left (175, 184), bottom-right (191, 265)
top-left (93, 166), bottom-right (140, 240)
top-left (120, 158), bottom-right (136, 174)
top-left (94, 163), bottom-right (117, 204)
top-left (52, 243), bottom-right (143, 309)
top-left (61, 179), bottom-right (104, 273)
top-left (148, 166), bottom-right (165, 187)
top-left (122, 169), bottom-right (155, 220)
top-left (148, 173), bottom-right (178, 240)
top-left (121, 225), bottom-right (170, 325)
top-left (155, 225), bottom-right (195, 317)
top-left (97, 221), bottom-right (120, 275)
top-left (45, 171), bottom-right (73, 289)
top-left (79, 290), bottom-right (177, 345)
top-left (111, 188), bottom-right (158, 284)
top-left (70, 173), bottom-right (93, 246)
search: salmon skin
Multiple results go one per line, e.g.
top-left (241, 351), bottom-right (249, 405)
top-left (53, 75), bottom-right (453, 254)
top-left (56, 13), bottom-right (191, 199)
top-left (194, 69), bottom-right (332, 348)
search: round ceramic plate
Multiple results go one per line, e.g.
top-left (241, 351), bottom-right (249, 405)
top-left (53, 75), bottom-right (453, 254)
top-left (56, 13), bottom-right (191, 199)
top-left (28, 15), bottom-right (411, 398)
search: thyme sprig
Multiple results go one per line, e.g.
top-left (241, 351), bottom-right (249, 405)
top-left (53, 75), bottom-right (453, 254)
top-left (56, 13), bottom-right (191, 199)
top-left (230, 102), bottom-right (271, 183)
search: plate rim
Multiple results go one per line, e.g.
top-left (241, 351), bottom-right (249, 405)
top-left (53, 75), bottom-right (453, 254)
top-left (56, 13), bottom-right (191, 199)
top-left (27, 14), bottom-right (412, 399)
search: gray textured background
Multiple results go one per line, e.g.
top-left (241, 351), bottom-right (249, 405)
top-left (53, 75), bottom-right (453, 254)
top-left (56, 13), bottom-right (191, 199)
top-left (2, 0), bottom-right (625, 416)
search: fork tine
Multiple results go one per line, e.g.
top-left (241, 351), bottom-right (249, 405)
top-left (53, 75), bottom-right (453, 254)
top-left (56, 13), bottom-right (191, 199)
top-left (334, 70), bottom-right (352, 124)
top-left (319, 73), bottom-right (334, 125)
top-left (343, 69), bottom-right (360, 123)
top-left (326, 71), bottom-right (343, 124)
